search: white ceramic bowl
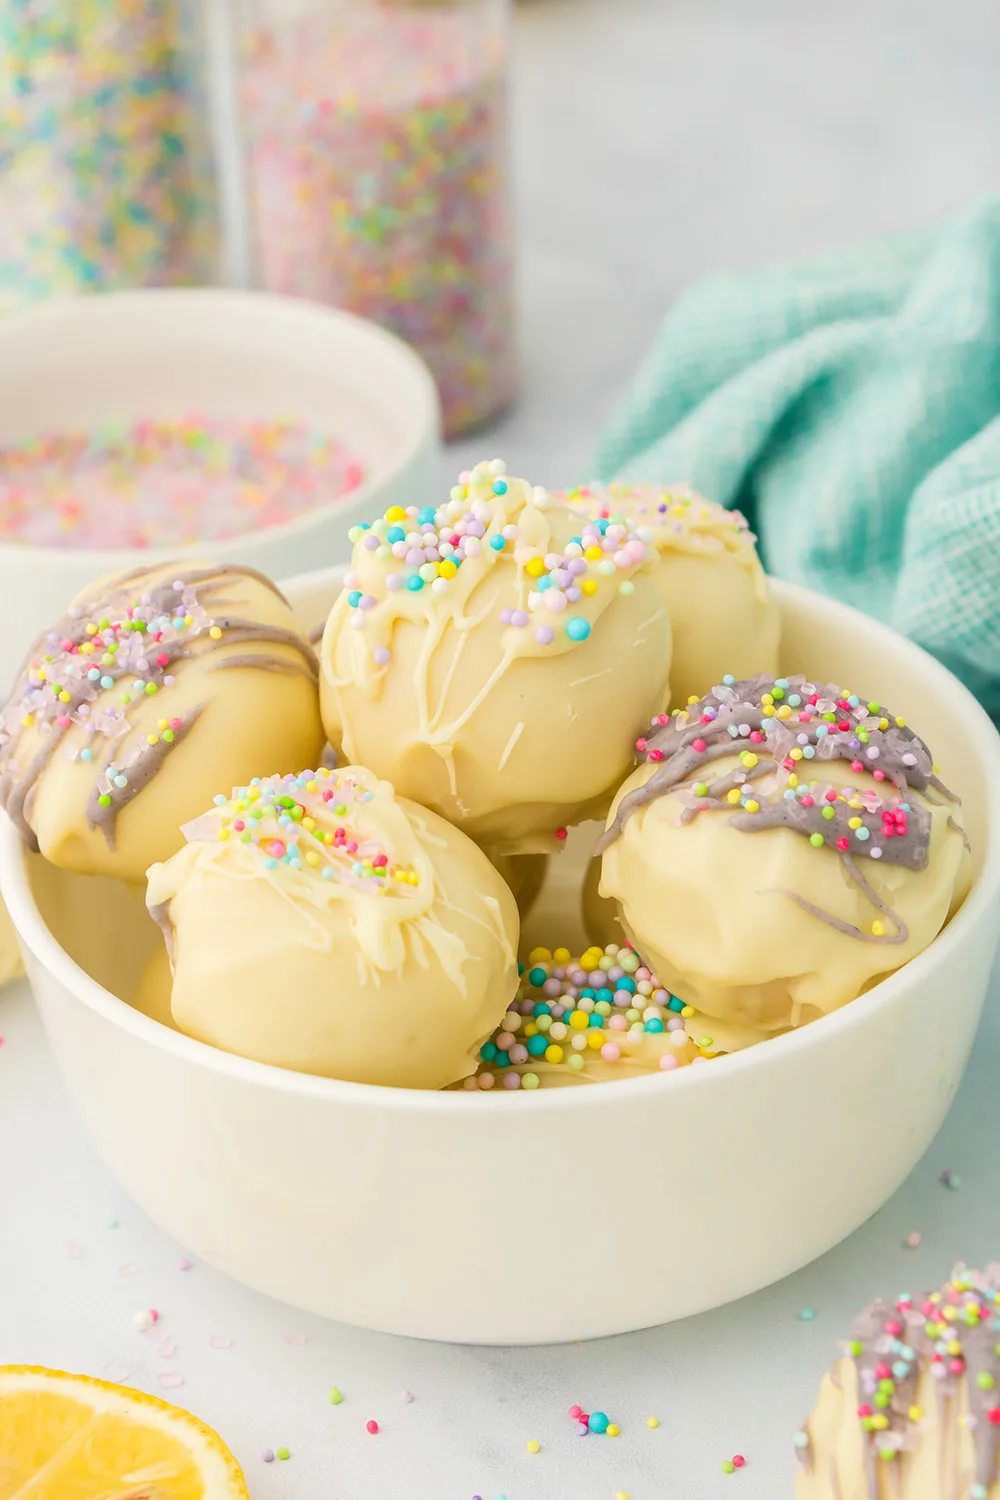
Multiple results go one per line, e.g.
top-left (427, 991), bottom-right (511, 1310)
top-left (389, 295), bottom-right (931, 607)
top-left (0, 289), bottom-right (439, 693)
top-left (3, 570), bottom-right (999, 1345)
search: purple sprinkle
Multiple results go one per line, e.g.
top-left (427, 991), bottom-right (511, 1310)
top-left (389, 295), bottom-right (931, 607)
top-left (500, 609), bottom-right (513, 626)
top-left (510, 609), bottom-right (529, 628)
top-left (400, 1390), bottom-right (414, 1403)
top-left (542, 977), bottom-right (562, 997)
top-left (535, 625), bottom-right (555, 645)
top-left (503, 1072), bottom-right (521, 1089)
top-left (607, 965), bottom-right (624, 983)
top-left (359, 594), bottom-right (377, 610)
top-left (178, 1256), bottom-right (193, 1271)
top-left (262, 1449), bottom-right (275, 1463)
top-left (568, 557), bottom-right (587, 576)
top-left (364, 534), bottom-right (380, 550)
top-left (405, 548), bottom-right (425, 567)
top-left (509, 1044), bottom-right (529, 1064)
top-left (565, 586), bottom-right (582, 603)
top-left (588, 970), bottom-right (605, 987)
top-left (667, 1016), bottom-right (685, 1031)
top-left (373, 647), bottom-right (391, 667)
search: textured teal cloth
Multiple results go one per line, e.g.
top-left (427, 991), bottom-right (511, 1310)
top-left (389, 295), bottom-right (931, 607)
top-left (594, 198), bottom-right (1000, 717)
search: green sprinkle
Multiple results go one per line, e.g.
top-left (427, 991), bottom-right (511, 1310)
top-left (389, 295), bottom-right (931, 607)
top-left (98, 794), bottom-right (112, 807)
top-left (809, 832), bottom-right (824, 847)
top-left (276, 1446), bottom-right (290, 1460)
top-left (329, 1387), bottom-right (344, 1404)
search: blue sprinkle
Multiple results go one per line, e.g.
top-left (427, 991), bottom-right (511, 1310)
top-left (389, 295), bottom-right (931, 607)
top-left (347, 590), bottom-right (362, 607)
top-left (213, 794), bottom-right (227, 805)
top-left (579, 987), bottom-right (595, 1000)
top-left (616, 977), bottom-right (637, 994)
top-left (527, 1035), bottom-right (548, 1057)
top-left (532, 1002), bottom-right (551, 1018)
top-left (480, 1041), bottom-right (498, 1062)
top-left (80, 748), bottom-right (92, 762)
top-left (321, 868), bottom-right (333, 879)
top-left (100, 675), bottom-right (114, 689)
top-left (588, 1412), bottom-right (609, 1433)
top-left (588, 1014), bottom-right (604, 1029)
top-left (418, 506), bottom-right (437, 524)
top-left (528, 966), bottom-right (547, 986)
top-left (489, 534), bottom-right (506, 552)
top-left (537, 575), bottom-right (552, 592)
top-left (494, 1050), bottom-right (510, 1069)
top-left (595, 987), bottom-right (613, 1006)
top-left (386, 526), bottom-right (405, 544)
top-left (263, 856), bottom-right (278, 870)
top-left (566, 617), bottom-right (591, 642)
top-left (722, 674), bottom-right (735, 685)
top-left (492, 479), bottom-right (508, 495)
top-left (645, 1018), bottom-right (664, 1033)
top-left (668, 996), bottom-right (685, 1012)
top-left (407, 576), bottom-right (424, 592)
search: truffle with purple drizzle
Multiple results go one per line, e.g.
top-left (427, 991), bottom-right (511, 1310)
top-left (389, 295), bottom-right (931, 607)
top-left (796, 1264), bottom-right (1000, 1499)
top-left (0, 561), bottom-right (324, 882)
top-left (594, 674), bottom-right (971, 1032)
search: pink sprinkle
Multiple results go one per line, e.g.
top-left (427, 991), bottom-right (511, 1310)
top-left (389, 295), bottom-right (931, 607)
top-left (156, 653), bottom-right (170, 667)
top-left (157, 1372), bottom-right (184, 1389)
top-left (905, 1231), bottom-right (923, 1249)
top-left (659, 1054), bottom-right (679, 1071)
top-left (600, 1043), bottom-right (621, 1062)
top-left (569, 1405), bottom-right (582, 1418)
top-left (691, 738), bottom-right (706, 752)
top-left (366, 1419), bottom-right (379, 1434)
top-left (157, 1337), bottom-right (177, 1358)
top-left (56, 714), bottom-right (71, 728)
top-left (733, 1455), bottom-right (746, 1468)
top-left (178, 1257), bottom-right (193, 1271)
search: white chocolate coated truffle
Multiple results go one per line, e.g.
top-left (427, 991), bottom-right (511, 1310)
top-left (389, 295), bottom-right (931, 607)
top-left (598, 675), bottom-right (971, 1033)
top-left (0, 562), bottom-right (324, 883)
top-left (796, 1265), bottom-right (1000, 1499)
top-left (146, 766), bottom-right (519, 1089)
top-left (320, 461), bottom-right (672, 854)
top-left (554, 482), bottom-right (779, 705)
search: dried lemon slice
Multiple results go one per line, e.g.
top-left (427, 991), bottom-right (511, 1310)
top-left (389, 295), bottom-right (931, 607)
top-left (0, 1365), bottom-right (248, 1498)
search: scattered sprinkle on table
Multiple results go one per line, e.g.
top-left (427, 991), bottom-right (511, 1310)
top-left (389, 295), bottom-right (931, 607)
top-left (399, 1389), bottom-right (414, 1403)
top-left (646, 1416), bottom-right (659, 1428)
top-left (329, 1386), bottom-right (344, 1404)
top-left (905, 1230), bottom-right (923, 1248)
top-left (799, 1307), bottom-right (817, 1321)
top-left (366, 1419), bottom-right (379, 1435)
top-left (940, 1168), bottom-right (962, 1189)
top-left (262, 1449), bottom-right (274, 1463)
top-left (0, 417), bottom-right (365, 549)
top-left (276, 1446), bottom-right (290, 1461)
top-left (526, 1439), bottom-right (540, 1453)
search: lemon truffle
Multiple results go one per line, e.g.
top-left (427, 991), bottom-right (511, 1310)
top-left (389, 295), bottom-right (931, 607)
top-left (796, 1264), bottom-right (1000, 1499)
top-left (0, 562), bottom-right (324, 883)
top-left (320, 460), bottom-right (672, 855)
top-left (145, 765), bottom-right (519, 1089)
top-left (554, 482), bottom-right (779, 705)
top-left (596, 674), bottom-right (971, 1033)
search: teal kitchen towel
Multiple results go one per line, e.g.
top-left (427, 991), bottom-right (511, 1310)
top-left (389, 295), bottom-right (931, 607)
top-left (594, 198), bottom-right (1000, 717)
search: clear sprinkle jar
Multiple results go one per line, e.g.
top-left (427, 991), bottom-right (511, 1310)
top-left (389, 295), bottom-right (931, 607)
top-left (231, 0), bottom-right (516, 437)
top-left (0, 0), bottom-right (217, 311)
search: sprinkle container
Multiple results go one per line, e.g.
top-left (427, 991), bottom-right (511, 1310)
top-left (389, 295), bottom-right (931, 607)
top-left (3, 568), bottom-right (999, 1344)
top-left (0, 0), bottom-right (216, 309)
top-left (228, 0), bottom-right (515, 437)
top-left (0, 290), bottom-right (439, 693)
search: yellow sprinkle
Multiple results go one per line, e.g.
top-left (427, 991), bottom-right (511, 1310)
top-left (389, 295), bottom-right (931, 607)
top-left (79, 642), bottom-right (94, 655)
top-left (157, 718), bottom-right (168, 731)
top-left (788, 772), bottom-right (799, 787)
top-left (789, 747), bottom-right (803, 761)
top-left (184, 614), bottom-right (193, 626)
top-left (686, 695), bottom-right (700, 705)
top-left (581, 578), bottom-right (598, 596)
top-left (947, 1339), bottom-right (962, 1355)
top-left (908, 1405), bottom-right (923, 1422)
top-left (760, 693), bottom-right (773, 706)
top-left (545, 1045), bottom-right (564, 1064)
top-left (385, 505), bottom-right (406, 522)
top-left (616, 1493), bottom-right (631, 1500)
top-left (529, 947), bottom-right (552, 964)
top-left (848, 816), bottom-right (862, 829)
top-left (209, 626), bottom-right (223, 640)
top-left (586, 1030), bottom-right (604, 1050)
top-left (932, 761), bottom-right (941, 774)
top-left (526, 556), bottom-right (546, 577)
top-left (146, 734), bottom-right (159, 746)
top-left (871, 1414), bottom-right (889, 1430)
top-left (741, 752), bottom-right (758, 768)
top-left (569, 1010), bottom-right (590, 1031)
top-left (761, 705), bottom-right (775, 718)
top-left (437, 559), bottom-right (458, 579)
top-left (36, 668), bottom-right (47, 681)
top-left (895, 716), bottom-right (906, 728)
top-left (943, 1305), bottom-right (957, 1320)
top-left (583, 545), bottom-right (603, 562)
top-left (58, 692), bottom-right (71, 703)
top-left (302, 816), bottom-right (316, 831)
top-left (305, 852), bottom-right (320, 867)
top-left (606, 1423), bottom-right (620, 1436)
top-left (776, 704), bottom-right (792, 720)
top-left (247, 786), bottom-right (260, 800)
top-left (646, 1416), bottom-right (659, 1429)
top-left (218, 828), bottom-right (230, 841)
top-left (20, 714), bottom-right (33, 727)
top-left (744, 799), bottom-right (759, 813)
top-left (526, 1440), bottom-right (541, 1454)
top-left (524, 1023), bottom-right (538, 1038)
top-left (306, 780), bottom-right (318, 792)
top-left (726, 788), bottom-right (742, 805)
top-left (85, 623), bottom-right (97, 636)
top-left (553, 947), bottom-right (571, 964)
top-left (681, 1005), bottom-right (695, 1018)
top-left (930, 1293), bottom-right (942, 1305)
top-left (871, 920), bottom-right (885, 936)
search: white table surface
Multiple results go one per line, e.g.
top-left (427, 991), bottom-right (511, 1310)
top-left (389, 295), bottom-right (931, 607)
top-left (5, 2), bottom-right (1000, 1497)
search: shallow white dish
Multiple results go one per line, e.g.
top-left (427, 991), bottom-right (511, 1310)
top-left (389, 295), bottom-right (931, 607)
top-left (2, 568), bottom-right (999, 1344)
top-left (0, 289), bottom-right (439, 693)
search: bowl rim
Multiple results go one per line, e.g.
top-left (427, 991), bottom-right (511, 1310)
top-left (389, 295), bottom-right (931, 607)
top-left (0, 287), bottom-right (440, 567)
top-left (4, 576), bottom-right (999, 1114)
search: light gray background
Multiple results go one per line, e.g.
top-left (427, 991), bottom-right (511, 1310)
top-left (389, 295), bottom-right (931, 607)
top-left (4, 2), bottom-right (1000, 1497)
